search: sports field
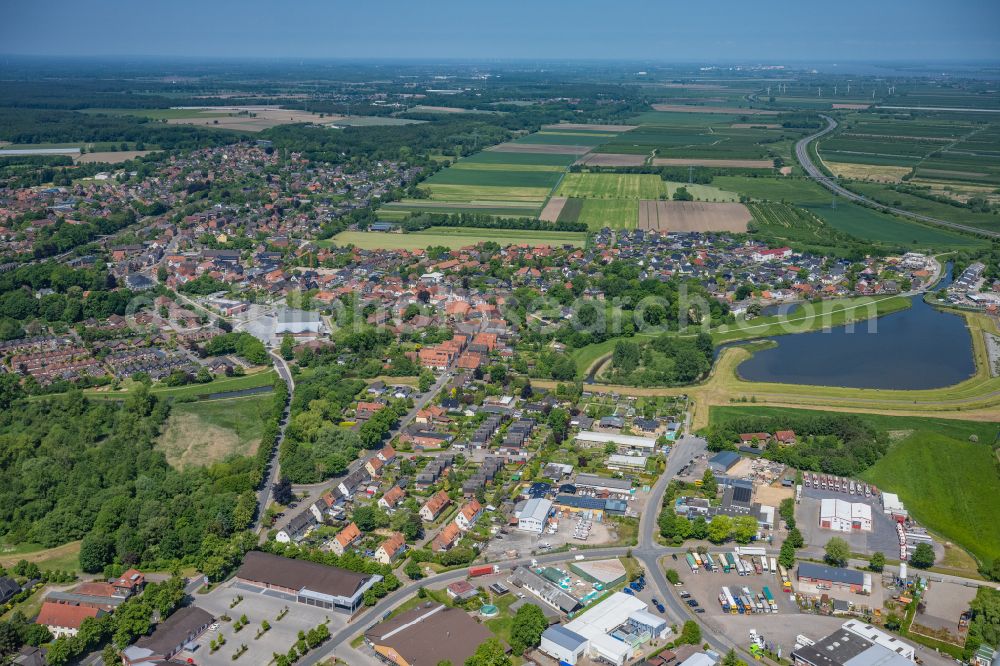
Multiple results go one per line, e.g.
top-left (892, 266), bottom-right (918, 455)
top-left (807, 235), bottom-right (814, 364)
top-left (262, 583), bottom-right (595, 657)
top-left (328, 227), bottom-right (586, 250)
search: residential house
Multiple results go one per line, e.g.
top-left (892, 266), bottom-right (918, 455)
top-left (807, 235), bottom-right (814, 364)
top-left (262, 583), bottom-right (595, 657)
top-left (374, 532), bottom-right (406, 565)
top-left (276, 511), bottom-right (315, 544)
top-left (432, 523), bottom-right (461, 552)
top-left (35, 602), bottom-right (104, 638)
top-left (455, 499), bottom-right (483, 532)
top-left (378, 485), bottom-right (406, 511)
top-left (0, 577), bottom-right (21, 605)
top-left (329, 522), bottom-right (362, 556)
top-left (420, 490), bottom-right (451, 522)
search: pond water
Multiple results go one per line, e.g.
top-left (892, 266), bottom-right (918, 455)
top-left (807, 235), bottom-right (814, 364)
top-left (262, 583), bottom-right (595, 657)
top-left (735, 264), bottom-right (976, 389)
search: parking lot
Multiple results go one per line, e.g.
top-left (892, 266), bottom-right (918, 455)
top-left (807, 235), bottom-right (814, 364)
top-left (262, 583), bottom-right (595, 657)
top-left (798, 487), bottom-right (902, 555)
top-left (178, 580), bottom-right (346, 666)
top-left (914, 579), bottom-right (977, 640)
top-left (666, 557), bottom-right (798, 618)
top-left (483, 507), bottom-right (620, 559)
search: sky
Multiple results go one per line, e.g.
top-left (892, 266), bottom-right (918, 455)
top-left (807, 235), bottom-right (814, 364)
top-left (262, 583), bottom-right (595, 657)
top-left (2, 0), bottom-right (999, 62)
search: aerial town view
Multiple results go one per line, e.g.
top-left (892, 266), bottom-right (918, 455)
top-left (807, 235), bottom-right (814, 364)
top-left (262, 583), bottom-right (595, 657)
top-left (1, 2), bottom-right (999, 666)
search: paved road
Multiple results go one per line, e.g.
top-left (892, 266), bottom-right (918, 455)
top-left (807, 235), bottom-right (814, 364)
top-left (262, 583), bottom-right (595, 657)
top-left (254, 352), bottom-right (294, 537)
top-left (796, 115), bottom-right (1000, 239)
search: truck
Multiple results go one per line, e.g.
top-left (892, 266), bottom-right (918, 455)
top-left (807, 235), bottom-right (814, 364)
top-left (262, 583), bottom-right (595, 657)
top-left (692, 552), bottom-right (703, 567)
top-left (769, 557), bottom-right (777, 575)
top-left (704, 553), bottom-right (716, 572)
top-left (720, 554), bottom-right (732, 573)
top-left (469, 565), bottom-right (500, 577)
top-left (752, 558), bottom-right (763, 575)
top-left (778, 565), bottom-right (792, 592)
top-left (723, 587), bottom-right (737, 614)
top-left (763, 586), bottom-right (778, 612)
top-left (686, 553), bottom-right (699, 573)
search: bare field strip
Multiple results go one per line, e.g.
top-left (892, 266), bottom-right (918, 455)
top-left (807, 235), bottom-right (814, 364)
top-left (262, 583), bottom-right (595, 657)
top-left (576, 153), bottom-right (648, 167)
top-left (488, 143), bottom-right (593, 155)
top-left (651, 157), bottom-right (774, 168)
top-left (638, 200), bottom-right (751, 232)
top-left (651, 104), bottom-right (779, 115)
top-left (917, 168), bottom-right (989, 179)
top-left (827, 162), bottom-right (913, 183)
top-left (74, 150), bottom-right (152, 163)
top-left (165, 106), bottom-right (330, 131)
top-left (730, 123), bottom-right (781, 129)
top-left (832, 103), bottom-right (872, 110)
top-left (539, 196), bottom-right (569, 222)
top-left (542, 123), bottom-right (638, 132)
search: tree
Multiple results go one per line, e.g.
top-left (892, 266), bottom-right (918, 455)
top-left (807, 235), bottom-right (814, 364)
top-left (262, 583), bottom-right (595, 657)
top-left (673, 186), bottom-right (694, 201)
top-left (464, 638), bottom-right (512, 666)
top-left (824, 537), bottom-right (850, 567)
top-left (510, 603), bottom-right (547, 653)
top-left (690, 515), bottom-right (708, 540)
top-left (779, 540), bottom-right (797, 570)
top-left (731, 516), bottom-right (758, 544)
top-left (679, 620), bottom-right (701, 645)
top-left (911, 543), bottom-right (935, 569)
top-left (612, 340), bottom-right (641, 374)
top-left (787, 527), bottom-right (805, 549)
top-left (272, 477), bottom-right (295, 506)
top-left (405, 559), bottom-right (423, 580)
top-left (701, 468), bottom-right (717, 498)
top-left (665, 568), bottom-right (680, 585)
top-left (869, 552), bottom-right (886, 573)
top-left (707, 515), bottom-right (733, 544)
top-left (280, 334), bottom-right (295, 360)
top-left (352, 505), bottom-right (389, 532)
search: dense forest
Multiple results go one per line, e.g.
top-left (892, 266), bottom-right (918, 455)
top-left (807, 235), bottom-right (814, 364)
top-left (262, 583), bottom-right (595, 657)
top-left (0, 383), bottom-right (284, 574)
top-left (707, 413), bottom-right (888, 476)
top-left (606, 333), bottom-right (714, 386)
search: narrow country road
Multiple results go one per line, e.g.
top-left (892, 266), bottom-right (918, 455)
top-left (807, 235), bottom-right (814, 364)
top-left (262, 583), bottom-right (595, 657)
top-left (796, 115), bottom-right (1000, 239)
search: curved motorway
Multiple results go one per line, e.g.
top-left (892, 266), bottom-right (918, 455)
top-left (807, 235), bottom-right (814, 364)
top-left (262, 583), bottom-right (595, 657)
top-left (796, 114), bottom-right (1000, 240)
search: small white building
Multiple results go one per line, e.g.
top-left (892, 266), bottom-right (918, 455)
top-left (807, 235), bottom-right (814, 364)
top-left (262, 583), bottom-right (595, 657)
top-left (517, 498), bottom-right (553, 533)
top-left (540, 625), bottom-right (588, 665)
top-left (819, 499), bottom-right (872, 532)
top-left (881, 492), bottom-right (908, 517)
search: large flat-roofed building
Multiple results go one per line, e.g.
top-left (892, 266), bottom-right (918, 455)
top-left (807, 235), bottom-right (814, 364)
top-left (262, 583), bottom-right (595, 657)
top-left (575, 430), bottom-right (658, 453)
top-left (792, 622), bottom-right (916, 666)
top-left (797, 562), bottom-right (871, 595)
top-left (517, 497), bottom-right (553, 533)
top-left (234, 551), bottom-right (381, 614)
top-left (574, 473), bottom-right (632, 495)
top-left (509, 566), bottom-right (582, 614)
top-left (364, 602), bottom-right (499, 666)
top-left (543, 592), bottom-right (667, 666)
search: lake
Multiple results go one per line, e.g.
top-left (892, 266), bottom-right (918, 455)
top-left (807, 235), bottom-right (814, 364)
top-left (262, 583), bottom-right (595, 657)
top-left (735, 266), bottom-right (976, 389)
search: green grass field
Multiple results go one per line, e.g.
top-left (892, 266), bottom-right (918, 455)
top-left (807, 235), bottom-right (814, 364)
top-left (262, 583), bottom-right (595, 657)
top-left (424, 167), bottom-right (562, 188)
top-left (714, 176), bottom-right (987, 249)
top-left (514, 131), bottom-right (612, 146)
top-left (709, 405), bottom-right (1000, 564)
top-left (327, 227), bottom-right (586, 250)
top-left (556, 173), bottom-right (737, 201)
top-left (577, 198), bottom-right (639, 229)
top-left (82, 370), bottom-right (277, 400)
top-left (158, 394), bottom-right (271, 468)
top-left (461, 151), bottom-right (579, 166)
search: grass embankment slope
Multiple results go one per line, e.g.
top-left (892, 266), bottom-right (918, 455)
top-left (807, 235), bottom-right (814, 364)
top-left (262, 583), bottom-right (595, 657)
top-left (81, 369), bottom-right (277, 400)
top-left (157, 393), bottom-right (272, 468)
top-left (710, 405), bottom-right (1000, 566)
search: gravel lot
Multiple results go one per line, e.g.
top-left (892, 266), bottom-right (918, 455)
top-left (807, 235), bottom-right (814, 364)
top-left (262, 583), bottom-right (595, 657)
top-left (798, 488), bottom-right (902, 556)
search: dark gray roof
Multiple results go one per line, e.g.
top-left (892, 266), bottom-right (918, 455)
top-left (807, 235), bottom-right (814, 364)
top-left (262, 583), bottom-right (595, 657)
top-left (797, 562), bottom-right (865, 586)
top-left (236, 551), bottom-right (372, 598)
top-left (135, 606), bottom-right (214, 655)
top-left (543, 624), bottom-right (588, 651)
top-left (792, 629), bottom-right (871, 666)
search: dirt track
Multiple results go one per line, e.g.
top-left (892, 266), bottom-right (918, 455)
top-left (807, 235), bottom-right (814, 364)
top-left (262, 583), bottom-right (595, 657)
top-left (638, 201), bottom-right (751, 232)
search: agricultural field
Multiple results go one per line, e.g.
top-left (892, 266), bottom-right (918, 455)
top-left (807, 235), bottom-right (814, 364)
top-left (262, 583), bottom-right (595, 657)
top-left (328, 227), bottom-right (586, 250)
top-left (557, 172), bottom-right (737, 201)
top-left (459, 150), bottom-right (579, 166)
top-left (747, 202), bottom-right (859, 255)
top-left (157, 394), bottom-right (271, 469)
top-left (638, 201), bottom-right (751, 232)
top-left (423, 166), bottom-right (562, 188)
top-left (572, 198), bottom-right (639, 229)
top-left (714, 175), bottom-right (988, 249)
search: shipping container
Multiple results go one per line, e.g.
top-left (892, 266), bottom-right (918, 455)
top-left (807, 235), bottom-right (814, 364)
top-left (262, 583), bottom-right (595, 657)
top-left (469, 565), bottom-right (499, 577)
